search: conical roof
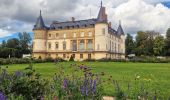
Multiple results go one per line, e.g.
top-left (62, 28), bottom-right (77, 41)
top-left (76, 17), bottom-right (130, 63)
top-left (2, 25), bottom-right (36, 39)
top-left (33, 10), bottom-right (46, 30)
top-left (97, 1), bottom-right (107, 23)
top-left (117, 21), bottom-right (124, 35)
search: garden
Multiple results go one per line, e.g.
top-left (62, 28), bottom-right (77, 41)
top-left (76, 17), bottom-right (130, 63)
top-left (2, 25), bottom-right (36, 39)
top-left (0, 60), bottom-right (170, 100)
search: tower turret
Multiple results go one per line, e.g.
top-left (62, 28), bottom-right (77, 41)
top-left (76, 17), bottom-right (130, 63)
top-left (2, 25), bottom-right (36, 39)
top-left (33, 10), bottom-right (47, 59)
top-left (33, 10), bottom-right (47, 30)
top-left (97, 1), bottom-right (108, 23)
top-left (117, 20), bottom-right (124, 35)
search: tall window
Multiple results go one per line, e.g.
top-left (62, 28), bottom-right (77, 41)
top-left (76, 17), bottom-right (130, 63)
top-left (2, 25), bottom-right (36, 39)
top-left (80, 40), bottom-right (84, 50)
top-left (56, 33), bottom-right (59, 38)
top-left (80, 54), bottom-right (83, 59)
top-left (72, 40), bottom-right (77, 51)
top-left (87, 39), bottom-right (93, 50)
top-left (102, 28), bottom-right (105, 35)
top-left (97, 44), bottom-right (100, 50)
top-left (63, 54), bottom-right (66, 58)
top-left (72, 54), bottom-right (75, 58)
top-left (73, 33), bottom-right (76, 38)
top-left (64, 33), bottom-right (66, 38)
top-left (81, 32), bottom-right (84, 37)
top-left (56, 54), bottom-right (58, 58)
top-left (55, 42), bottom-right (59, 49)
top-left (63, 41), bottom-right (66, 50)
top-left (88, 54), bottom-right (91, 59)
top-left (88, 32), bottom-right (92, 37)
top-left (48, 43), bottom-right (51, 49)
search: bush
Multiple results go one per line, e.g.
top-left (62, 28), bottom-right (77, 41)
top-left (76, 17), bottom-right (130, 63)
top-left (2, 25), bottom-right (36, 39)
top-left (0, 65), bottom-right (49, 100)
top-left (69, 55), bottom-right (74, 61)
top-left (83, 59), bottom-right (96, 62)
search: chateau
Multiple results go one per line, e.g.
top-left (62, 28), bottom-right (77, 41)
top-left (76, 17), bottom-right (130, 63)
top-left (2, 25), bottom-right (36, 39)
top-left (33, 2), bottom-right (125, 61)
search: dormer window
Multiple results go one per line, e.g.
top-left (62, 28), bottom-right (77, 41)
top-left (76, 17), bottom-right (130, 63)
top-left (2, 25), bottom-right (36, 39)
top-left (49, 34), bottom-right (51, 37)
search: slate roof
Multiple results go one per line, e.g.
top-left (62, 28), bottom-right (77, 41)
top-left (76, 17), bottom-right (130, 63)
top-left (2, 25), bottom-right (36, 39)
top-left (117, 22), bottom-right (124, 35)
top-left (33, 2), bottom-right (124, 36)
top-left (50, 19), bottom-right (97, 30)
top-left (33, 11), bottom-right (47, 30)
top-left (97, 1), bottom-right (107, 23)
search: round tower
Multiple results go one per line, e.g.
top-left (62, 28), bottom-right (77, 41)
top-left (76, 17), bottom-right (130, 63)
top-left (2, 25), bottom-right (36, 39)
top-left (94, 1), bottom-right (109, 59)
top-left (33, 10), bottom-right (47, 59)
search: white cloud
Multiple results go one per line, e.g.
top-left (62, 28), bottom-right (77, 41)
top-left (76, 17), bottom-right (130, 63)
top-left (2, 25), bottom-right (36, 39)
top-left (0, 29), bottom-right (11, 37)
top-left (110, 0), bottom-right (170, 34)
top-left (0, 0), bottom-right (170, 38)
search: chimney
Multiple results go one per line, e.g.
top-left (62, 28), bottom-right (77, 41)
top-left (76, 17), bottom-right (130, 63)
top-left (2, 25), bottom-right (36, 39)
top-left (109, 22), bottom-right (111, 27)
top-left (71, 17), bottom-right (75, 21)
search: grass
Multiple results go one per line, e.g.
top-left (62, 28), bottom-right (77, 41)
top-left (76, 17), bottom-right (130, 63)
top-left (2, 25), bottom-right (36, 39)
top-left (1, 62), bottom-right (170, 98)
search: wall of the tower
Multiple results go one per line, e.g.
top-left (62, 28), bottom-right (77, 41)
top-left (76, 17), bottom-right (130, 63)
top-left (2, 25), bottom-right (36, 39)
top-left (33, 30), bottom-right (47, 59)
top-left (94, 23), bottom-right (109, 59)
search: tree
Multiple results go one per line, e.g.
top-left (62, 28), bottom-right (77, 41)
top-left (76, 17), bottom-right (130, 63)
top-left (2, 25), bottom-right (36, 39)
top-left (1, 40), bottom-right (7, 48)
top-left (135, 31), bottom-right (155, 56)
top-left (153, 36), bottom-right (165, 56)
top-left (165, 28), bottom-right (170, 56)
top-left (18, 32), bottom-right (32, 54)
top-left (125, 33), bottom-right (135, 55)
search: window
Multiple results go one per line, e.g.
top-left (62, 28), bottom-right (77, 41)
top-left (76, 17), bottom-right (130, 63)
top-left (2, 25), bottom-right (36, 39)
top-left (87, 39), bottom-right (93, 50)
top-left (80, 54), bottom-right (83, 59)
top-left (72, 40), bottom-right (77, 51)
top-left (80, 40), bottom-right (85, 50)
top-left (88, 54), bottom-right (91, 59)
top-left (64, 33), bottom-right (66, 38)
top-left (88, 32), bottom-right (92, 37)
top-left (97, 44), bottom-right (100, 50)
top-left (81, 32), bottom-right (84, 37)
top-left (55, 42), bottom-right (59, 49)
top-left (106, 44), bottom-right (108, 50)
top-left (63, 54), bottom-right (66, 58)
top-left (102, 28), bottom-right (105, 35)
top-left (73, 33), bottom-right (76, 38)
top-left (56, 33), bottom-right (59, 38)
top-left (48, 43), bottom-right (51, 49)
top-left (72, 54), bottom-right (75, 58)
top-left (115, 43), bottom-right (117, 52)
top-left (48, 54), bottom-right (51, 57)
top-left (63, 41), bottom-right (66, 50)
top-left (49, 34), bottom-right (51, 37)
top-left (56, 54), bottom-right (58, 58)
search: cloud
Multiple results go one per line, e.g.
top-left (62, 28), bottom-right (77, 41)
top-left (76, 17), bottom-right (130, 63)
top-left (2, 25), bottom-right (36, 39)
top-left (110, 0), bottom-right (170, 34)
top-left (0, 0), bottom-right (170, 38)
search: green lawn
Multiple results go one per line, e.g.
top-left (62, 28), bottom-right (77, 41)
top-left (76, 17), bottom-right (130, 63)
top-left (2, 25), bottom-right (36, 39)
top-left (1, 62), bottom-right (170, 98)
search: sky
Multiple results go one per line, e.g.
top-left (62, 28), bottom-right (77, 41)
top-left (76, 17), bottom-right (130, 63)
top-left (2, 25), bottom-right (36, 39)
top-left (1, 0), bottom-right (170, 42)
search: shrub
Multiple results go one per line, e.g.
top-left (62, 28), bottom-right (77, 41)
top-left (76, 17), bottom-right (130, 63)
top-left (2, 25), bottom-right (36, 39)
top-left (0, 65), bottom-right (49, 100)
top-left (69, 55), bottom-right (74, 61)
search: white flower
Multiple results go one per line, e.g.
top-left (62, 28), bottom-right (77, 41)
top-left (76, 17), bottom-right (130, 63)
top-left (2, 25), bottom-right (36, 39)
top-left (136, 76), bottom-right (140, 79)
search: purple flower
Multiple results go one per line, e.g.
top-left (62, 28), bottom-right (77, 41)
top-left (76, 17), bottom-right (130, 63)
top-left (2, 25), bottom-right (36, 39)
top-left (80, 66), bottom-right (83, 69)
top-left (15, 71), bottom-right (23, 77)
top-left (63, 79), bottom-right (68, 90)
top-left (0, 92), bottom-right (6, 100)
top-left (81, 86), bottom-right (85, 95)
top-left (93, 80), bottom-right (97, 93)
top-left (85, 86), bottom-right (88, 96)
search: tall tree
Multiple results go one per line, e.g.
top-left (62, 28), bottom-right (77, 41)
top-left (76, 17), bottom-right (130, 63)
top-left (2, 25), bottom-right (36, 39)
top-left (135, 31), bottom-right (155, 56)
top-left (18, 32), bottom-right (32, 54)
top-left (125, 33), bottom-right (135, 55)
top-left (153, 36), bottom-right (165, 56)
top-left (165, 28), bottom-right (170, 56)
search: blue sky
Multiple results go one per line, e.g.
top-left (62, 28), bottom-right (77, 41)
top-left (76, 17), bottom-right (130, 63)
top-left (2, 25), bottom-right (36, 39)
top-left (1, 0), bottom-right (170, 43)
